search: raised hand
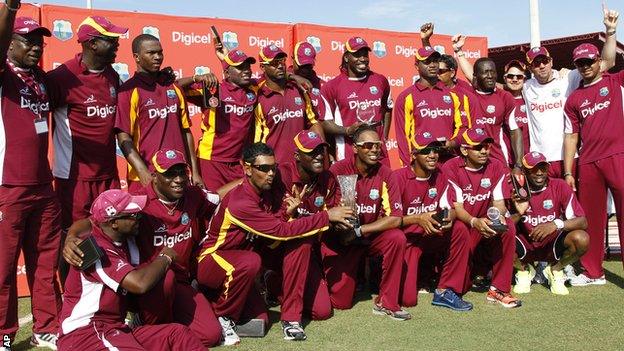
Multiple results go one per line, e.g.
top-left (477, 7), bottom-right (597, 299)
top-left (451, 34), bottom-right (466, 52)
top-left (420, 22), bottom-right (434, 40)
top-left (603, 1), bottom-right (619, 31)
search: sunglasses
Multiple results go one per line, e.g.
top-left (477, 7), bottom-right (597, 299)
top-left (416, 146), bottom-right (441, 155)
top-left (115, 212), bottom-right (142, 220)
top-left (531, 57), bottom-right (551, 67)
top-left (574, 58), bottom-right (597, 67)
top-left (267, 58), bottom-right (286, 67)
top-left (160, 167), bottom-right (189, 179)
top-left (90, 35), bottom-right (119, 44)
top-left (355, 141), bottom-right (382, 149)
top-left (465, 143), bottom-right (492, 151)
top-left (250, 163), bottom-right (278, 173)
top-left (505, 74), bottom-right (525, 80)
top-left (438, 68), bottom-right (453, 74)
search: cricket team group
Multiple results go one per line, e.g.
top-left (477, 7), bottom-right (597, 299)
top-left (0, 0), bottom-right (623, 349)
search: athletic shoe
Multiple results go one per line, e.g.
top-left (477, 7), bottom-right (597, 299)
top-left (513, 265), bottom-right (536, 294)
top-left (569, 273), bottom-right (607, 286)
top-left (418, 287), bottom-right (431, 294)
top-left (533, 261), bottom-right (548, 284)
top-left (372, 304), bottom-right (412, 321)
top-left (218, 316), bottom-right (241, 346)
top-left (563, 264), bottom-right (577, 282)
top-left (431, 289), bottom-right (473, 311)
top-left (486, 288), bottom-right (522, 308)
top-left (30, 333), bottom-right (58, 350)
top-left (281, 321), bottom-right (306, 341)
top-left (543, 265), bottom-right (569, 295)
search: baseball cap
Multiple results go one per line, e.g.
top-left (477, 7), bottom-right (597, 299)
top-left (345, 36), bottom-right (371, 53)
top-left (412, 132), bottom-right (444, 151)
top-left (572, 43), bottom-right (600, 62)
top-left (522, 151), bottom-right (549, 169)
top-left (504, 59), bottom-right (526, 73)
top-left (294, 130), bottom-right (327, 153)
top-left (415, 46), bottom-right (441, 61)
top-left (294, 41), bottom-right (316, 66)
top-left (460, 128), bottom-right (494, 146)
top-left (151, 149), bottom-right (188, 173)
top-left (13, 17), bottom-right (51, 37)
top-left (90, 189), bottom-right (146, 223)
top-left (259, 45), bottom-right (287, 64)
top-left (526, 46), bottom-right (550, 64)
top-left (222, 49), bottom-right (256, 70)
top-left (77, 15), bottom-right (128, 43)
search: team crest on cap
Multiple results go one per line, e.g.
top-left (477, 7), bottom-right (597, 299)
top-left (294, 97), bottom-right (303, 105)
top-left (181, 212), bottom-right (190, 225)
top-left (304, 47), bottom-right (313, 56)
top-left (600, 87), bottom-right (609, 96)
top-left (166, 89), bottom-right (176, 98)
top-left (269, 44), bottom-right (278, 51)
top-left (222, 31), bottom-right (239, 50)
top-left (355, 37), bottom-right (364, 44)
top-left (112, 63), bottom-right (130, 82)
top-left (476, 128), bottom-right (485, 135)
top-left (109, 86), bottom-right (117, 98)
top-left (480, 178), bottom-right (491, 188)
top-left (372, 41), bottom-right (387, 58)
top-left (443, 95), bottom-right (452, 104)
top-left (532, 47), bottom-right (540, 53)
top-left (433, 45), bottom-right (446, 54)
top-left (306, 36), bottom-right (322, 53)
top-left (311, 88), bottom-right (320, 96)
top-left (428, 188), bottom-right (437, 198)
top-left (105, 205), bottom-right (117, 217)
top-left (314, 196), bottom-right (325, 207)
top-left (246, 92), bottom-right (256, 101)
top-left (369, 189), bottom-right (380, 200)
top-left (543, 199), bottom-right (553, 210)
top-left (531, 152), bottom-right (540, 157)
top-left (52, 20), bottom-right (73, 41)
top-left (308, 131), bottom-right (318, 138)
top-left (486, 105), bottom-right (495, 113)
top-left (551, 88), bottom-right (561, 98)
top-left (165, 150), bottom-right (176, 159)
top-left (369, 86), bottom-right (379, 95)
top-left (423, 131), bottom-right (432, 138)
top-left (143, 26), bottom-right (160, 39)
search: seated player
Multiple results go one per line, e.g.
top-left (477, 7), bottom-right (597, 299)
top-left (511, 152), bottom-right (589, 295)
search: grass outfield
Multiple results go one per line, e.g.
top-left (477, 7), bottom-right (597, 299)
top-left (11, 260), bottom-right (624, 351)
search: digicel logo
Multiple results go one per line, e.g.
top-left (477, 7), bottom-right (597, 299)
top-left (249, 36), bottom-right (284, 48)
top-left (225, 104), bottom-right (254, 116)
top-left (385, 138), bottom-right (398, 150)
top-left (153, 229), bottom-right (193, 248)
top-left (188, 104), bottom-right (202, 117)
top-left (419, 107), bottom-right (452, 119)
top-left (319, 73), bottom-right (335, 82)
top-left (581, 100), bottom-right (611, 118)
top-left (407, 202), bottom-right (437, 215)
top-left (331, 40), bottom-right (346, 51)
top-left (349, 99), bottom-right (381, 110)
top-left (148, 104), bottom-right (178, 119)
top-left (462, 191), bottom-right (491, 205)
top-left (172, 31), bottom-right (211, 46)
top-left (395, 45), bottom-right (419, 58)
top-left (20, 97), bottom-right (49, 115)
top-left (530, 100), bottom-right (563, 113)
top-left (271, 109), bottom-right (304, 123)
top-left (86, 105), bottom-right (116, 118)
top-left (523, 213), bottom-right (556, 227)
top-left (454, 50), bottom-right (481, 59)
top-left (388, 77), bottom-right (404, 87)
top-left (358, 203), bottom-right (377, 214)
top-left (475, 117), bottom-right (496, 125)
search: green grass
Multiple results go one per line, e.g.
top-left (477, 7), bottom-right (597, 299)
top-left (12, 260), bottom-right (624, 351)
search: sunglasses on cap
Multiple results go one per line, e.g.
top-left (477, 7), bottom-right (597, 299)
top-left (248, 163), bottom-right (278, 173)
top-left (505, 74), bottom-right (525, 80)
top-left (355, 141), bottom-right (382, 149)
top-left (416, 146), bottom-right (441, 155)
top-left (531, 56), bottom-right (551, 67)
top-left (574, 58), bottom-right (598, 67)
top-left (465, 143), bottom-right (492, 151)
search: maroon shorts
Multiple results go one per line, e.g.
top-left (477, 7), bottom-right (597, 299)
top-left (55, 177), bottom-right (120, 229)
top-left (199, 159), bottom-right (243, 192)
top-left (516, 231), bottom-right (567, 263)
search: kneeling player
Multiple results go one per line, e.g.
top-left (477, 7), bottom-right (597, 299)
top-left (511, 152), bottom-right (589, 295)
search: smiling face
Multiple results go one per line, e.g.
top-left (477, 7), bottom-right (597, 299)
top-left (574, 57), bottom-right (602, 82)
top-left (525, 163), bottom-right (549, 189)
top-left (153, 164), bottom-right (189, 201)
top-left (529, 55), bottom-right (553, 84)
top-left (226, 61), bottom-right (253, 87)
top-left (344, 49), bottom-right (370, 77)
top-left (352, 130), bottom-right (382, 167)
top-left (412, 145), bottom-right (440, 174)
top-left (460, 142), bottom-right (492, 168)
top-left (9, 33), bottom-right (45, 68)
top-left (296, 146), bottom-right (325, 174)
top-left (504, 66), bottom-right (525, 93)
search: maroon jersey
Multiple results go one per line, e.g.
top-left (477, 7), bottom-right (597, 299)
top-left (47, 54), bottom-right (119, 180)
top-left (188, 80), bottom-right (258, 163)
top-left (276, 161), bottom-right (340, 216)
top-left (197, 179), bottom-right (330, 262)
top-left (509, 95), bottom-right (530, 153)
top-left (391, 167), bottom-right (454, 235)
top-left (442, 156), bottom-right (509, 218)
top-left (321, 71), bottom-right (392, 160)
top-left (254, 82), bottom-right (318, 164)
top-left (518, 178), bottom-right (585, 236)
top-left (114, 73), bottom-right (191, 181)
top-left (135, 183), bottom-right (219, 281)
top-left (0, 60), bottom-right (52, 186)
top-left (59, 225), bottom-right (138, 336)
top-left (468, 88), bottom-right (516, 165)
top-left (564, 71), bottom-right (624, 165)
top-left (451, 79), bottom-right (475, 128)
top-left (329, 156), bottom-right (401, 225)
top-left (393, 80), bottom-right (463, 166)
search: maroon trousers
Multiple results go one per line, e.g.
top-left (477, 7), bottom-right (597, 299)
top-left (55, 177), bottom-right (120, 230)
top-left (0, 184), bottom-right (62, 337)
top-left (199, 159), bottom-right (243, 193)
top-left (321, 228), bottom-right (406, 311)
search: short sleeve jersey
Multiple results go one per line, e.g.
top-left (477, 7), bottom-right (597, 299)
top-left (470, 88), bottom-right (516, 165)
top-left (47, 54), bottom-right (120, 180)
top-left (114, 72), bottom-right (191, 181)
top-left (509, 95), bottom-right (530, 152)
top-left (564, 71), bottom-right (624, 165)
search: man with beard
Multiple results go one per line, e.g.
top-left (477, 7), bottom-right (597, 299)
top-left (321, 37), bottom-right (392, 162)
top-left (511, 152), bottom-right (588, 295)
top-left (115, 34), bottom-right (203, 193)
top-left (0, 3), bottom-right (62, 348)
top-left (196, 142), bottom-right (354, 342)
top-left (323, 126), bottom-right (410, 320)
top-left (394, 46), bottom-right (464, 166)
top-left (393, 132), bottom-right (473, 311)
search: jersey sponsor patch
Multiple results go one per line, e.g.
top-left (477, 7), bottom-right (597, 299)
top-left (599, 87), bottom-right (609, 96)
top-left (369, 86), bottom-right (378, 95)
top-left (428, 188), bottom-right (437, 198)
top-left (480, 178), bottom-right (491, 188)
top-left (369, 188), bottom-right (380, 200)
top-left (543, 199), bottom-right (553, 210)
top-left (166, 89), bottom-right (176, 98)
top-left (181, 212), bottom-right (190, 225)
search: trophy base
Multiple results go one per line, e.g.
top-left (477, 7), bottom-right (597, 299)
top-left (490, 224), bottom-right (508, 235)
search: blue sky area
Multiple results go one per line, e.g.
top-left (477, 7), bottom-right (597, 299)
top-left (36, 0), bottom-right (618, 47)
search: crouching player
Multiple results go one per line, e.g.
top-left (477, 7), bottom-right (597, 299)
top-left (393, 132), bottom-right (473, 311)
top-left (511, 152), bottom-right (589, 295)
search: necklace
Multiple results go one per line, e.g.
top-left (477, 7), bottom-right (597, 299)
top-left (159, 199), bottom-right (180, 216)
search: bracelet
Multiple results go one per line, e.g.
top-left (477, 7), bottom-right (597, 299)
top-left (158, 252), bottom-right (173, 265)
top-left (563, 172), bottom-right (573, 177)
top-left (469, 217), bottom-right (476, 228)
top-left (607, 30), bottom-right (616, 36)
top-left (553, 219), bottom-right (565, 230)
top-left (5, 4), bottom-right (18, 11)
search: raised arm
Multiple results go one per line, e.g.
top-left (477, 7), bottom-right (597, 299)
top-left (0, 0), bottom-right (20, 64)
top-left (600, 3), bottom-right (619, 71)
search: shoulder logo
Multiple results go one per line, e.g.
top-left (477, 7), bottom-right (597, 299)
top-left (372, 41), bottom-right (387, 58)
top-left (145, 98), bottom-right (156, 107)
top-left (543, 199), bottom-right (553, 210)
top-left (369, 86), bottom-right (379, 95)
top-left (52, 19), bottom-right (73, 41)
top-left (268, 106), bottom-right (279, 115)
top-left (580, 99), bottom-right (591, 107)
top-left (306, 36), bottom-right (322, 53)
top-left (223, 96), bottom-right (234, 102)
top-left (155, 224), bottom-right (167, 233)
top-left (347, 92), bottom-right (358, 99)
top-left (600, 87), bottom-right (609, 96)
top-left (84, 94), bottom-right (97, 104)
top-left (222, 31), bottom-right (239, 50)
top-left (480, 178), bottom-right (491, 188)
top-left (19, 87), bottom-right (31, 96)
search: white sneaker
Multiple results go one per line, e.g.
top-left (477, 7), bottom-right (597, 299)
top-left (563, 264), bottom-right (577, 282)
top-left (569, 273), bottom-right (607, 286)
top-left (218, 316), bottom-right (241, 346)
top-left (30, 333), bottom-right (58, 350)
top-left (513, 265), bottom-right (536, 294)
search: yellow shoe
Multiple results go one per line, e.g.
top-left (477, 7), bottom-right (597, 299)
top-left (513, 265), bottom-right (535, 294)
top-left (544, 265), bottom-right (569, 295)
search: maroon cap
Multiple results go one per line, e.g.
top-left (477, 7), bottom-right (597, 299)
top-left (77, 15), bottom-right (128, 43)
top-left (294, 41), bottom-right (316, 66)
top-left (90, 189), bottom-right (146, 223)
top-left (572, 43), bottom-right (600, 62)
top-left (415, 46), bottom-right (441, 61)
top-left (461, 128), bottom-right (494, 146)
top-left (345, 36), bottom-right (370, 53)
top-left (13, 17), bottom-right (51, 37)
top-left (259, 45), bottom-right (287, 64)
top-left (522, 151), bottom-right (549, 169)
top-left (221, 49), bottom-right (256, 70)
top-left (412, 132), bottom-right (444, 151)
top-left (504, 59), bottom-right (526, 73)
top-left (151, 149), bottom-right (188, 173)
top-left (294, 130), bottom-right (327, 153)
top-left (526, 46), bottom-right (550, 64)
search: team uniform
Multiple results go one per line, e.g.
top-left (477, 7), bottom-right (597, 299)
top-left (321, 71), bottom-right (392, 161)
top-left (186, 80), bottom-right (258, 191)
top-left (254, 82), bottom-right (318, 164)
top-left (57, 225), bottom-right (204, 351)
top-left (442, 157), bottom-right (516, 294)
top-left (509, 95), bottom-right (530, 152)
top-left (0, 59), bottom-right (62, 338)
top-left (114, 73), bottom-right (191, 192)
top-left (564, 70), bottom-right (624, 278)
top-left (47, 53), bottom-right (121, 229)
top-left (516, 178), bottom-right (585, 263)
top-left (522, 69), bottom-right (582, 177)
top-left (322, 157), bottom-right (405, 311)
top-left (196, 179), bottom-right (330, 323)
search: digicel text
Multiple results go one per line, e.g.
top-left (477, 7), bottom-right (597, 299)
top-left (225, 104), bottom-right (254, 116)
top-left (420, 108), bottom-right (452, 119)
top-left (523, 213), bottom-right (556, 227)
top-left (530, 100), bottom-right (563, 113)
top-left (86, 105), bottom-right (116, 119)
top-left (271, 109), bottom-right (304, 123)
top-left (171, 31), bottom-right (211, 46)
top-left (248, 36), bottom-right (284, 48)
top-left (153, 229), bottom-right (193, 248)
top-left (406, 202), bottom-right (437, 215)
top-left (148, 105), bottom-right (178, 119)
top-left (463, 191), bottom-right (491, 205)
top-left (349, 99), bottom-right (381, 110)
top-left (581, 100), bottom-right (611, 118)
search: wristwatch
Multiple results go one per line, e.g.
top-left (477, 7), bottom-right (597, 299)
top-left (554, 219), bottom-right (565, 230)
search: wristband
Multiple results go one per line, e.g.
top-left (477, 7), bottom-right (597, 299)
top-left (554, 219), bottom-right (565, 230)
top-left (563, 172), bottom-right (573, 177)
top-left (158, 252), bottom-right (173, 265)
top-left (607, 29), bottom-right (616, 36)
top-left (354, 226), bottom-right (362, 238)
top-left (469, 217), bottom-right (477, 228)
top-left (456, 51), bottom-right (465, 57)
top-left (5, 1), bottom-right (20, 11)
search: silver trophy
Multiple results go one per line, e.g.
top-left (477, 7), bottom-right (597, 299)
top-left (337, 175), bottom-right (359, 227)
top-left (487, 207), bottom-right (508, 234)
